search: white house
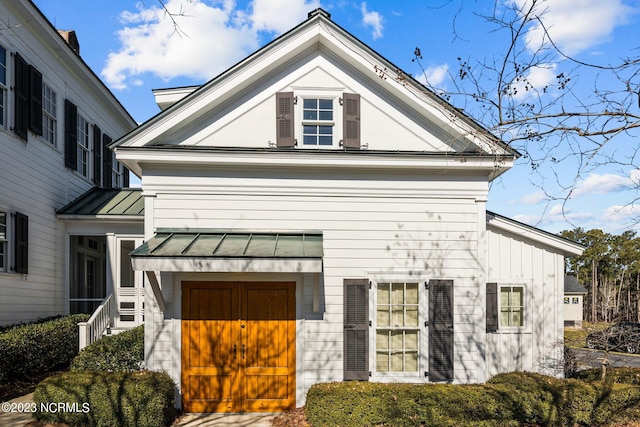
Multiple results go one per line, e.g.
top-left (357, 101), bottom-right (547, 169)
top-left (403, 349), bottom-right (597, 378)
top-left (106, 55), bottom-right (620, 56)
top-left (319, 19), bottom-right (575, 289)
top-left (109, 8), bottom-right (585, 413)
top-left (564, 275), bottom-right (587, 328)
top-left (0, 0), bottom-right (136, 325)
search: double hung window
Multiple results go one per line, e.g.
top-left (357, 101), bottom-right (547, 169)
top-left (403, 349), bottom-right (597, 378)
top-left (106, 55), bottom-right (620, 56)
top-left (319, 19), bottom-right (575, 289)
top-left (376, 282), bottom-right (419, 372)
top-left (42, 83), bottom-right (57, 145)
top-left (302, 98), bottom-right (334, 146)
top-left (500, 285), bottom-right (524, 327)
top-left (0, 44), bottom-right (6, 129)
top-left (76, 114), bottom-right (90, 178)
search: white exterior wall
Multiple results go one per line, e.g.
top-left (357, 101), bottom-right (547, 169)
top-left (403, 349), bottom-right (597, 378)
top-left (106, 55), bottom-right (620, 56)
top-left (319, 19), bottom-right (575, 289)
top-left (486, 225), bottom-right (566, 378)
top-left (0, 1), bottom-right (134, 325)
top-left (142, 165), bottom-right (490, 404)
top-left (564, 294), bottom-right (584, 327)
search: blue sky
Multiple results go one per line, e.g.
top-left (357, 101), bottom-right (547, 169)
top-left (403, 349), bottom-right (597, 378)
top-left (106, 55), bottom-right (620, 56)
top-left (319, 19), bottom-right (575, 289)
top-left (33, 0), bottom-right (640, 235)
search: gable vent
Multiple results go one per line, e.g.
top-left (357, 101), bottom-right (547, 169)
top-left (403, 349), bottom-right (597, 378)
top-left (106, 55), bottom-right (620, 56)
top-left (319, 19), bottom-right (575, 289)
top-left (308, 8), bottom-right (331, 20)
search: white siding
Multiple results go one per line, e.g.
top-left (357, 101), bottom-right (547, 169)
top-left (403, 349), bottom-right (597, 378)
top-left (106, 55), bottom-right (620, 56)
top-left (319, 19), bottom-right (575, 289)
top-left (0, 1), bottom-right (134, 325)
top-left (486, 225), bottom-right (566, 378)
top-left (144, 165), bottom-right (490, 404)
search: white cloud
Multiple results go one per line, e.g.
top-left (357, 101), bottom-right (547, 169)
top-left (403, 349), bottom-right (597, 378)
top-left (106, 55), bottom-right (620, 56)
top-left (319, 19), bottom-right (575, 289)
top-left (509, 63), bottom-right (557, 100)
top-left (251, 0), bottom-right (320, 33)
top-left (102, 0), bottom-right (318, 90)
top-left (571, 170), bottom-right (640, 198)
top-left (360, 2), bottom-right (383, 40)
top-left (513, 203), bottom-right (593, 228)
top-left (512, 0), bottom-right (634, 55)
top-left (603, 204), bottom-right (640, 225)
top-left (415, 63), bottom-right (449, 88)
top-left (518, 190), bottom-right (547, 205)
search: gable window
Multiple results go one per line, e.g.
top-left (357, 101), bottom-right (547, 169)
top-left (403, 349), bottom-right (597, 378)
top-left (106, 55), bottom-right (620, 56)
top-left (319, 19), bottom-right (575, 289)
top-left (0, 44), bottom-right (6, 129)
top-left (500, 285), bottom-right (524, 327)
top-left (302, 98), bottom-right (334, 146)
top-left (76, 113), bottom-right (91, 178)
top-left (41, 82), bottom-right (57, 145)
top-left (376, 282), bottom-right (419, 372)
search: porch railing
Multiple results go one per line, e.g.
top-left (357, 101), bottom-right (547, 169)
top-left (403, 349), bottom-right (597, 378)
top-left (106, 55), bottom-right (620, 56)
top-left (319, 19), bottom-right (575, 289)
top-left (78, 293), bottom-right (115, 350)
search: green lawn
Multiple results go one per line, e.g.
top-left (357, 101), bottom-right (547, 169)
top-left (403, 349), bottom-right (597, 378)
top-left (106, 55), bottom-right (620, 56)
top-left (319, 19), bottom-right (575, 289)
top-left (564, 322), bottom-right (611, 348)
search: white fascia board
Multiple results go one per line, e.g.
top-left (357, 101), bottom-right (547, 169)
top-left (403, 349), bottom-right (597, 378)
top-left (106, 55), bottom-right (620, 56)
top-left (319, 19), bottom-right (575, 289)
top-left (132, 257), bottom-right (323, 273)
top-left (116, 148), bottom-right (513, 174)
top-left (487, 213), bottom-right (584, 256)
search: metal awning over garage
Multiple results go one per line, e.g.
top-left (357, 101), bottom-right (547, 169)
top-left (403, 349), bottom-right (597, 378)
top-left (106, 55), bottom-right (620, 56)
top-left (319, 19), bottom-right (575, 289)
top-left (130, 229), bottom-right (324, 273)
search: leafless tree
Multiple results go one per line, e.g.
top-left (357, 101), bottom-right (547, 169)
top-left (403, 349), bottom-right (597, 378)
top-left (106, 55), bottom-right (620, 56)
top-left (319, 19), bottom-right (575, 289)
top-left (414, 0), bottom-right (640, 222)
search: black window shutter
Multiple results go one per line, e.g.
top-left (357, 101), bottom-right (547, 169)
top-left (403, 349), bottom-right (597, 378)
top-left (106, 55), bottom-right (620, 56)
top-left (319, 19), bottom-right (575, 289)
top-left (92, 125), bottom-right (102, 186)
top-left (486, 283), bottom-right (498, 333)
top-left (14, 212), bottom-right (28, 274)
top-left (123, 168), bottom-right (130, 188)
top-left (276, 92), bottom-right (295, 147)
top-left (14, 53), bottom-right (29, 141)
top-left (102, 134), bottom-right (113, 189)
top-left (429, 279), bottom-right (454, 382)
top-left (64, 100), bottom-right (78, 170)
top-left (342, 93), bottom-right (360, 149)
top-left (344, 278), bottom-right (369, 380)
top-left (28, 65), bottom-right (43, 136)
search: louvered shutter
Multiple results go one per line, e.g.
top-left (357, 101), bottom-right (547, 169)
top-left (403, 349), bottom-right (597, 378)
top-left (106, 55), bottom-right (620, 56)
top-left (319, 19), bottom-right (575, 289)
top-left (344, 278), bottom-right (369, 380)
top-left (14, 53), bottom-right (29, 141)
top-left (429, 279), bottom-right (454, 382)
top-left (123, 168), bottom-right (130, 188)
top-left (276, 92), bottom-right (295, 147)
top-left (29, 65), bottom-right (43, 136)
top-left (64, 100), bottom-right (78, 170)
top-left (342, 93), bottom-right (360, 149)
top-left (14, 212), bottom-right (28, 274)
top-left (102, 134), bottom-right (113, 189)
top-left (92, 125), bottom-right (102, 186)
top-left (486, 283), bottom-right (498, 333)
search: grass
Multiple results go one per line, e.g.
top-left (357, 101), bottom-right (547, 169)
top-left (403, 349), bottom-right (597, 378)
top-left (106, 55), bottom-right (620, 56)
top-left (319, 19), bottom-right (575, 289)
top-left (564, 321), bottom-right (611, 348)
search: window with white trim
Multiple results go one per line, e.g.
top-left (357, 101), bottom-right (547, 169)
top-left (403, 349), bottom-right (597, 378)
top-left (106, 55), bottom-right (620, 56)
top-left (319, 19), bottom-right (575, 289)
top-left (500, 285), bottom-right (524, 327)
top-left (302, 98), bottom-right (334, 146)
top-left (76, 113), bottom-right (90, 178)
top-left (375, 282), bottom-right (419, 372)
top-left (42, 82), bottom-right (57, 145)
top-left (111, 152), bottom-right (125, 187)
top-left (0, 210), bottom-right (6, 272)
top-left (0, 44), bottom-right (6, 129)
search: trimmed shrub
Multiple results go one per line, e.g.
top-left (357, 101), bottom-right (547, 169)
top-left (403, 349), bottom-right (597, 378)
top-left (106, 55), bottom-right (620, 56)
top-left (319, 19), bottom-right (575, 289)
top-left (305, 371), bottom-right (640, 427)
top-left (33, 370), bottom-right (176, 427)
top-left (574, 367), bottom-right (640, 385)
top-left (0, 314), bottom-right (89, 383)
top-left (71, 325), bottom-right (144, 372)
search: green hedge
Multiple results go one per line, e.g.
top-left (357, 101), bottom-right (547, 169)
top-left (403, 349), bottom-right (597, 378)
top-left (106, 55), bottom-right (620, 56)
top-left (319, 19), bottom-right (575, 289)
top-left (305, 371), bottom-right (640, 427)
top-left (0, 314), bottom-right (89, 383)
top-left (33, 370), bottom-right (176, 427)
top-left (573, 366), bottom-right (640, 385)
top-left (71, 325), bottom-right (144, 372)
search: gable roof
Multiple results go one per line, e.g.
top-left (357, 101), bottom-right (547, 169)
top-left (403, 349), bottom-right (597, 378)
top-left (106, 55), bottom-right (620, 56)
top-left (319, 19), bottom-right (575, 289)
top-left (565, 275), bottom-right (588, 294)
top-left (112, 9), bottom-right (517, 166)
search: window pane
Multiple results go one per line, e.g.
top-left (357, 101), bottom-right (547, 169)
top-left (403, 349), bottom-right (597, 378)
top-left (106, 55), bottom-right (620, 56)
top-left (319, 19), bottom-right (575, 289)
top-left (319, 125), bottom-right (332, 134)
top-left (406, 283), bottom-right (418, 304)
top-left (376, 352), bottom-right (389, 371)
top-left (511, 309), bottom-right (523, 327)
top-left (0, 211), bottom-right (6, 240)
top-left (513, 287), bottom-right (524, 305)
top-left (500, 288), bottom-right (510, 306)
top-left (303, 99), bottom-right (317, 109)
top-left (391, 352), bottom-right (403, 371)
top-left (376, 331), bottom-right (389, 350)
top-left (392, 283), bottom-right (404, 304)
top-left (406, 307), bottom-right (419, 326)
top-left (390, 331), bottom-right (403, 349)
top-left (318, 111), bottom-right (332, 120)
top-left (303, 110), bottom-right (317, 120)
top-left (392, 305), bottom-right (404, 326)
top-left (405, 352), bottom-right (418, 371)
top-left (377, 308), bottom-right (390, 326)
top-left (319, 99), bottom-right (332, 109)
top-left (500, 309), bottom-right (510, 326)
top-left (377, 283), bottom-right (390, 304)
top-left (303, 135), bottom-right (316, 145)
top-left (318, 136), bottom-right (332, 145)
top-left (405, 331), bottom-right (418, 349)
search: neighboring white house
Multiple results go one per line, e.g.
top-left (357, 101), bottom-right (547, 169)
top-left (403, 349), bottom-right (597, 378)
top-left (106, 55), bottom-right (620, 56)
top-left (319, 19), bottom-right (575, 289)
top-left (0, 0), bottom-right (135, 325)
top-left (110, 9), bottom-right (584, 413)
top-left (564, 275), bottom-right (587, 328)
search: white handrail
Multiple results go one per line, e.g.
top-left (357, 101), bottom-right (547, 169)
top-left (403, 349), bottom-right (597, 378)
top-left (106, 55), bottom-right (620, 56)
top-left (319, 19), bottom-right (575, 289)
top-left (78, 293), bottom-right (114, 350)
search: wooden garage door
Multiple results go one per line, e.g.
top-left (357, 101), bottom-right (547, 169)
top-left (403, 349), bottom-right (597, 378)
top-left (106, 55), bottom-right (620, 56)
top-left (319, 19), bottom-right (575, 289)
top-left (181, 281), bottom-right (296, 413)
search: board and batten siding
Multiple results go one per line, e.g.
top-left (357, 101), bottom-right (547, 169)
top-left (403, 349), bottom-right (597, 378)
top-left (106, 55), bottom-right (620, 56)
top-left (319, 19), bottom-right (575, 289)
top-left (486, 224), bottom-right (566, 378)
top-left (142, 166), bottom-right (491, 403)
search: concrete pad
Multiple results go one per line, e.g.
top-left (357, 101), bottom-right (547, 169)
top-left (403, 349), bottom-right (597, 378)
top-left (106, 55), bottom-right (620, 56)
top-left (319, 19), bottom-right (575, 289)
top-left (0, 392), bottom-right (35, 427)
top-left (174, 412), bottom-right (279, 427)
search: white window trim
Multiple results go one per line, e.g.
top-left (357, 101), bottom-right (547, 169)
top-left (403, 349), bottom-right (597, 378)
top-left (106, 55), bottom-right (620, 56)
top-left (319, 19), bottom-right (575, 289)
top-left (76, 112), bottom-right (91, 179)
top-left (293, 88), bottom-right (343, 149)
top-left (40, 81), bottom-right (57, 147)
top-left (496, 282), bottom-right (530, 333)
top-left (368, 276), bottom-right (428, 382)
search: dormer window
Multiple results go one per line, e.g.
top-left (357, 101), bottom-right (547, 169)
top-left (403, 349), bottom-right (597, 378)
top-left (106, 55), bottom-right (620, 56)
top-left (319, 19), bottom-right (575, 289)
top-left (302, 98), bottom-right (334, 146)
